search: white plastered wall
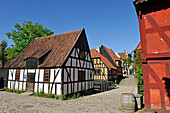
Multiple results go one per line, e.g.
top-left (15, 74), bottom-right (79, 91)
top-left (8, 69), bottom-right (27, 91)
top-left (8, 68), bottom-right (62, 95)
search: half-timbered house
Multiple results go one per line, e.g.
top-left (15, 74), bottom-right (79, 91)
top-left (7, 28), bottom-right (94, 96)
top-left (116, 51), bottom-right (128, 74)
top-left (90, 48), bottom-right (116, 81)
top-left (100, 45), bottom-right (123, 79)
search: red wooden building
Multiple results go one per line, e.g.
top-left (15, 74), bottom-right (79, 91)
top-left (134, 0), bottom-right (170, 112)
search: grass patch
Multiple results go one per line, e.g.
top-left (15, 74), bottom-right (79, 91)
top-left (55, 96), bottom-right (60, 100)
top-left (61, 95), bottom-right (67, 100)
top-left (32, 91), bottom-right (54, 98)
top-left (136, 108), bottom-right (144, 113)
top-left (114, 79), bottom-right (125, 87)
top-left (119, 79), bottom-right (125, 84)
top-left (32, 91), bottom-right (85, 100)
top-left (61, 93), bottom-right (85, 100)
top-left (30, 89), bottom-right (91, 100)
top-left (114, 84), bottom-right (119, 86)
top-left (6, 88), bottom-right (24, 94)
top-left (118, 108), bottom-right (125, 113)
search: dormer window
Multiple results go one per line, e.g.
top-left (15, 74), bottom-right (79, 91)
top-left (38, 49), bottom-right (52, 65)
top-left (25, 58), bottom-right (38, 69)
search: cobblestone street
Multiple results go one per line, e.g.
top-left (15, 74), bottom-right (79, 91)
top-left (0, 75), bottom-right (137, 113)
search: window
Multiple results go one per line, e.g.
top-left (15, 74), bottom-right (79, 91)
top-left (78, 70), bottom-right (85, 81)
top-left (95, 69), bottom-right (100, 75)
top-left (15, 69), bottom-right (20, 81)
top-left (97, 59), bottom-right (99, 64)
top-left (79, 50), bottom-right (85, 59)
top-left (44, 69), bottom-right (50, 82)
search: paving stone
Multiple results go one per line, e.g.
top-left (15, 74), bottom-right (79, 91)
top-left (0, 75), bottom-right (136, 113)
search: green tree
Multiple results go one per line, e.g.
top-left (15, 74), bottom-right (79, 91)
top-left (0, 40), bottom-right (7, 68)
top-left (122, 57), bottom-right (133, 75)
top-left (5, 20), bottom-right (54, 59)
top-left (134, 49), bottom-right (143, 85)
top-left (134, 49), bottom-right (142, 69)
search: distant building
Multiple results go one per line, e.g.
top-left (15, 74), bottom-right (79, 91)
top-left (118, 51), bottom-right (128, 60)
top-left (90, 48), bottom-right (116, 81)
top-left (116, 51), bottom-right (128, 74)
top-left (100, 45), bottom-right (123, 78)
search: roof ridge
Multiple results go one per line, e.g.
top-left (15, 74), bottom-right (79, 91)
top-left (92, 48), bottom-right (116, 69)
top-left (35, 28), bottom-right (83, 40)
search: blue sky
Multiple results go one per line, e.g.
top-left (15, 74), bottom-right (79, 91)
top-left (0, 0), bottom-right (140, 53)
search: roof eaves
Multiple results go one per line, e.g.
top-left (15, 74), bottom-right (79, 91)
top-left (8, 39), bottom-right (37, 68)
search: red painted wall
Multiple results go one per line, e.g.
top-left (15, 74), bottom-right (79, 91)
top-left (140, 8), bottom-right (170, 56)
top-left (139, 8), bottom-right (170, 112)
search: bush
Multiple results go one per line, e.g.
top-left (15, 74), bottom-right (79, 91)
top-left (76, 93), bottom-right (80, 98)
top-left (39, 91), bottom-right (45, 96)
top-left (138, 92), bottom-right (144, 95)
top-left (6, 88), bottom-right (11, 92)
top-left (72, 94), bottom-right (76, 99)
top-left (60, 93), bottom-right (83, 100)
top-left (61, 95), bottom-right (67, 100)
top-left (44, 94), bottom-right (54, 98)
top-left (55, 96), bottom-right (59, 100)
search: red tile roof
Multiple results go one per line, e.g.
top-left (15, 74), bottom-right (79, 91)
top-left (108, 49), bottom-right (120, 61)
top-left (90, 49), bottom-right (116, 69)
top-left (101, 46), bottom-right (120, 67)
top-left (8, 29), bottom-right (83, 68)
top-left (90, 48), bottom-right (100, 58)
top-left (118, 52), bottom-right (128, 59)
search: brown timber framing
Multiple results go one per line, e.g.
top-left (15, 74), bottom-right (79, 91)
top-left (48, 69), bottom-right (50, 93)
top-left (50, 69), bottom-right (60, 93)
top-left (93, 58), bottom-right (108, 80)
top-left (37, 69), bottom-right (40, 93)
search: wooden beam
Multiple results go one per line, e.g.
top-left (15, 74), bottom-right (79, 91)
top-left (146, 14), bottom-right (170, 48)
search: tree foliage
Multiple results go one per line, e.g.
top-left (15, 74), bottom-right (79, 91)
top-left (122, 57), bottom-right (133, 68)
top-left (134, 49), bottom-right (143, 85)
top-left (134, 49), bottom-right (142, 69)
top-left (122, 56), bottom-right (133, 75)
top-left (5, 20), bottom-right (54, 59)
top-left (0, 40), bottom-right (8, 68)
